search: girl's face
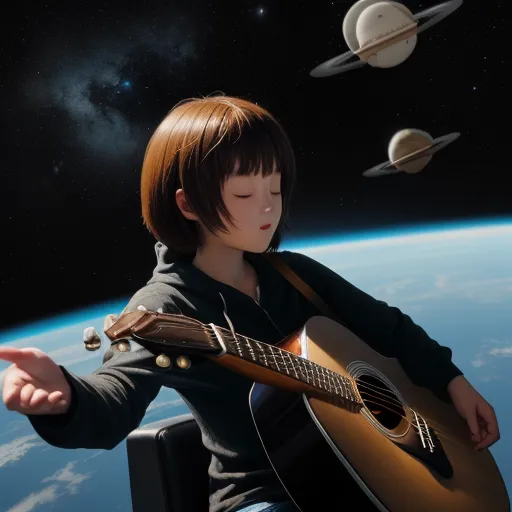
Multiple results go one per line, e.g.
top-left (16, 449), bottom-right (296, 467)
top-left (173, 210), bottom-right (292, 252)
top-left (217, 167), bottom-right (282, 253)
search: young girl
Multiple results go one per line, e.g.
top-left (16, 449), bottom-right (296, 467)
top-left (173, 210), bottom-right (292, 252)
top-left (0, 95), bottom-right (499, 512)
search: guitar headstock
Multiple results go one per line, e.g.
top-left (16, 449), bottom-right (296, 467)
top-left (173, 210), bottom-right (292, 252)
top-left (104, 309), bottom-right (222, 357)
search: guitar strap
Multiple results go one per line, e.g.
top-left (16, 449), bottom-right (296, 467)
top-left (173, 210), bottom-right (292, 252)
top-left (263, 252), bottom-right (342, 324)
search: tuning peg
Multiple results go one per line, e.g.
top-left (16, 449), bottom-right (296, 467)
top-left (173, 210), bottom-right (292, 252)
top-left (155, 354), bottom-right (172, 368)
top-left (84, 326), bottom-right (101, 351)
top-left (103, 313), bottom-right (118, 332)
top-left (115, 340), bottom-right (131, 352)
top-left (176, 355), bottom-right (191, 370)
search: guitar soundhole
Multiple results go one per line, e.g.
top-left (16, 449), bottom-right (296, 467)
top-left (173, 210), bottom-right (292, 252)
top-left (357, 374), bottom-right (405, 431)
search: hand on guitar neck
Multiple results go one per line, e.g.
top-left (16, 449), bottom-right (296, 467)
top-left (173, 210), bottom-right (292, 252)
top-left (447, 375), bottom-right (500, 451)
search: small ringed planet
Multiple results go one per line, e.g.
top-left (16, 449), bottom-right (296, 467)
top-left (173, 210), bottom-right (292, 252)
top-left (362, 128), bottom-right (460, 178)
top-left (310, 0), bottom-right (463, 78)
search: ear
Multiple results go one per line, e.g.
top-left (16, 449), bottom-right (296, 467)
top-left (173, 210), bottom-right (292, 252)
top-left (175, 189), bottom-right (199, 221)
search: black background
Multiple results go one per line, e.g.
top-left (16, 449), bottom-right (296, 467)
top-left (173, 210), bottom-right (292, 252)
top-left (1, 1), bottom-right (507, 332)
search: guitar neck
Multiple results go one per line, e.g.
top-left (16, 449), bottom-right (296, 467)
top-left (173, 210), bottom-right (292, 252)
top-left (210, 324), bottom-right (362, 407)
top-left (105, 310), bottom-right (362, 408)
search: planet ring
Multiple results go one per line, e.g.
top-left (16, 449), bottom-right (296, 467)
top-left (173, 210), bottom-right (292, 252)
top-left (362, 132), bottom-right (460, 177)
top-left (310, 0), bottom-right (463, 78)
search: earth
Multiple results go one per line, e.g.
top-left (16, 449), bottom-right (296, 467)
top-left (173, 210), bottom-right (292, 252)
top-left (1, 220), bottom-right (511, 511)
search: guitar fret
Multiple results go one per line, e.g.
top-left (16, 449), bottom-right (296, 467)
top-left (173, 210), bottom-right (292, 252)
top-left (300, 358), bottom-right (311, 385)
top-left (220, 331), bottom-right (359, 405)
top-left (307, 360), bottom-right (317, 387)
top-left (317, 366), bottom-right (325, 391)
top-left (269, 345), bottom-right (288, 375)
top-left (334, 375), bottom-right (342, 397)
top-left (278, 350), bottom-right (288, 374)
top-left (343, 377), bottom-right (350, 399)
top-left (325, 367), bottom-right (333, 393)
top-left (322, 367), bottom-right (333, 394)
top-left (312, 362), bottom-right (320, 389)
top-left (335, 375), bottom-right (345, 398)
top-left (285, 351), bottom-right (299, 379)
top-left (243, 337), bottom-right (257, 361)
top-left (254, 341), bottom-right (269, 367)
top-left (233, 336), bottom-right (244, 358)
top-left (346, 377), bottom-right (356, 401)
top-left (318, 365), bottom-right (326, 391)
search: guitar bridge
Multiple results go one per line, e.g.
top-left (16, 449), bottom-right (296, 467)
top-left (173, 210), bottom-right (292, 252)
top-left (392, 409), bottom-right (453, 479)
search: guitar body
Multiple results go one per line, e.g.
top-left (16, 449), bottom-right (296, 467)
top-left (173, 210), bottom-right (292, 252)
top-left (249, 316), bottom-right (510, 512)
top-left (105, 309), bottom-right (509, 511)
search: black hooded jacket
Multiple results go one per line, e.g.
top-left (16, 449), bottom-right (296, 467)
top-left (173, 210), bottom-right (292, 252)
top-left (28, 242), bottom-right (463, 511)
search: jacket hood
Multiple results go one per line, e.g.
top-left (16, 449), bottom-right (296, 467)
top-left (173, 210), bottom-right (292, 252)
top-left (146, 242), bottom-right (269, 304)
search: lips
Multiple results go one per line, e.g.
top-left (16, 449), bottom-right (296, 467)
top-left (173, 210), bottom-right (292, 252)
top-left (260, 224), bottom-right (271, 230)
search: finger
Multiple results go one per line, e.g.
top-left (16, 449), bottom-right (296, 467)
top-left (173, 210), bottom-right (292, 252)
top-left (465, 408), bottom-right (481, 441)
top-left (0, 347), bottom-right (26, 364)
top-left (0, 348), bottom-right (44, 374)
top-left (3, 385), bottom-right (22, 411)
top-left (47, 391), bottom-right (64, 405)
top-left (477, 402), bottom-right (500, 436)
top-left (19, 383), bottom-right (36, 409)
top-left (2, 372), bottom-right (23, 400)
top-left (28, 389), bottom-right (49, 408)
top-left (475, 436), bottom-right (494, 451)
top-left (31, 398), bottom-right (68, 415)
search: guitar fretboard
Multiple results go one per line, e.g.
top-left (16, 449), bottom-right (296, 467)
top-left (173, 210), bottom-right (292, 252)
top-left (214, 328), bottom-right (361, 405)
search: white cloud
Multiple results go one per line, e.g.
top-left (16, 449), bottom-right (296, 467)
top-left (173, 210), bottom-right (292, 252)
top-left (6, 461), bottom-right (92, 512)
top-left (398, 276), bottom-right (512, 305)
top-left (296, 225), bottom-right (512, 255)
top-left (434, 274), bottom-right (450, 290)
top-left (371, 278), bottom-right (416, 296)
top-left (42, 461), bottom-right (91, 495)
top-left (471, 340), bottom-right (511, 370)
top-left (489, 346), bottom-right (512, 357)
top-left (7, 485), bottom-right (59, 512)
top-left (146, 398), bottom-right (184, 413)
top-left (0, 420), bottom-right (29, 439)
top-left (0, 434), bottom-right (43, 468)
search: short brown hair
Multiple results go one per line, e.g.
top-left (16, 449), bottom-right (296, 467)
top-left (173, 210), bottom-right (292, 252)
top-left (140, 94), bottom-right (296, 256)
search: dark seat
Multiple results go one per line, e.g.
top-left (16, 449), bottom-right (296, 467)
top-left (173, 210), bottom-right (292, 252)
top-left (126, 413), bottom-right (211, 512)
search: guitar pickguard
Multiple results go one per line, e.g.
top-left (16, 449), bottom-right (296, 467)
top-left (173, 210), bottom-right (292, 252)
top-left (391, 410), bottom-right (453, 479)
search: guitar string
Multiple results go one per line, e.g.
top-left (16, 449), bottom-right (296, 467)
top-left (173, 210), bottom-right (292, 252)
top-left (357, 397), bottom-right (476, 450)
top-left (347, 388), bottom-right (453, 441)
top-left (148, 323), bottom-right (424, 411)
top-left (353, 379), bottom-right (404, 407)
top-left (327, 378), bottom-right (468, 441)
top-left (353, 379), bottom-right (463, 433)
top-left (217, 322), bottom-right (464, 434)
top-left (140, 322), bottom-right (473, 448)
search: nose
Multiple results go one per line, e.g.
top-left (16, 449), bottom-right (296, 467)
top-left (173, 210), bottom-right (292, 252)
top-left (264, 206), bottom-right (272, 213)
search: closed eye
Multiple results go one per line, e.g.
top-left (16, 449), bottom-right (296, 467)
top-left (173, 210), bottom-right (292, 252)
top-left (234, 194), bottom-right (252, 199)
top-left (271, 191), bottom-right (281, 195)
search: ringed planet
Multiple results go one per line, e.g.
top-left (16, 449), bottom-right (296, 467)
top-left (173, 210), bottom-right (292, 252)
top-left (362, 128), bottom-right (460, 178)
top-left (310, 0), bottom-right (463, 78)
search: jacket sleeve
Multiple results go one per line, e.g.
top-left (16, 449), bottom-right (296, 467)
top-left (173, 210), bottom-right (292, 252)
top-left (27, 289), bottom-right (189, 450)
top-left (280, 251), bottom-right (463, 402)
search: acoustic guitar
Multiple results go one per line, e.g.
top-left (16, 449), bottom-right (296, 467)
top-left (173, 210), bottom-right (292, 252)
top-left (105, 309), bottom-right (510, 511)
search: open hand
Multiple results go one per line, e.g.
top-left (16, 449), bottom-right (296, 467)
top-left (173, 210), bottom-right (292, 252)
top-left (447, 375), bottom-right (500, 451)
top-left (0, 347), bottom-right (71, 415)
